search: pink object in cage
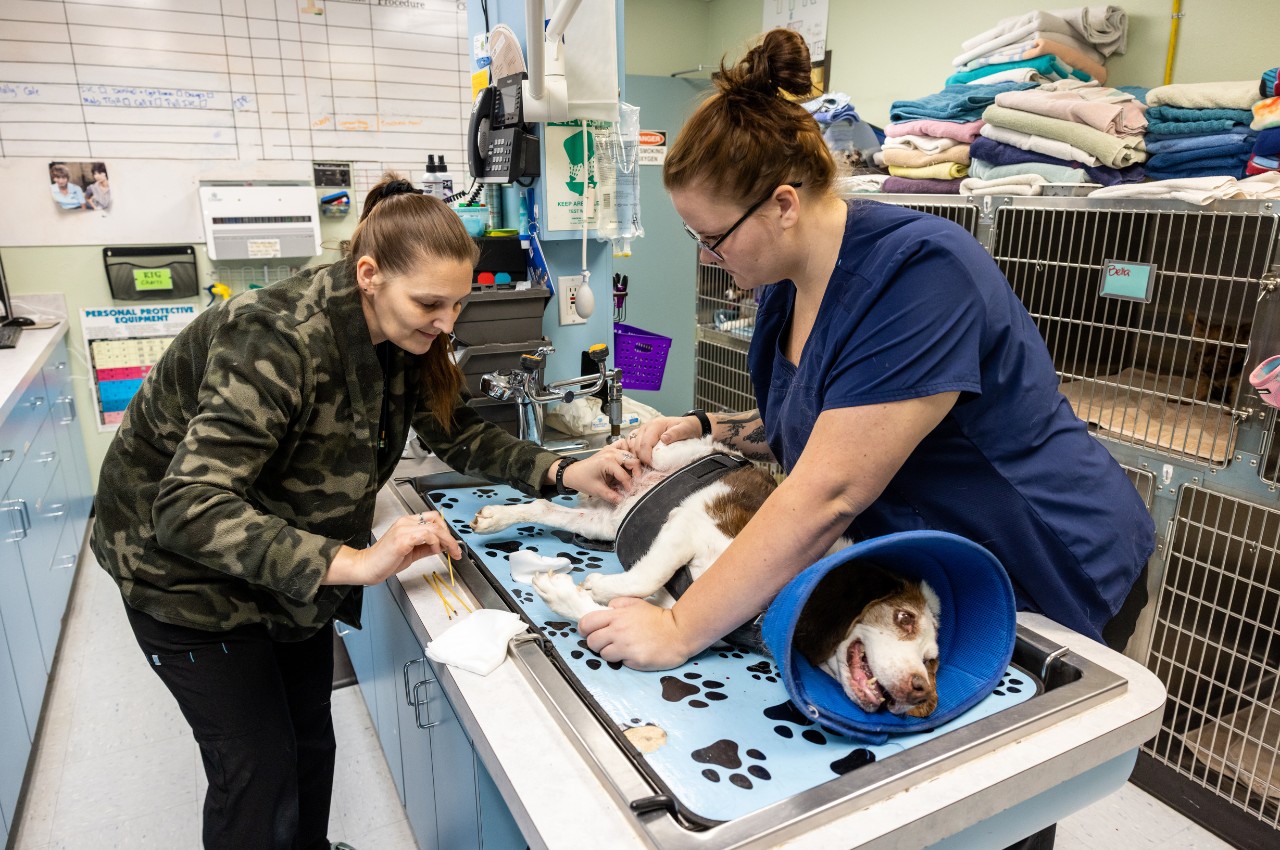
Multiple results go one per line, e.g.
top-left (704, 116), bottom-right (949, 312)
top-left (613, 323), bottom-right (672, 391)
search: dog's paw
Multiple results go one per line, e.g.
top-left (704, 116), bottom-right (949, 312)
top-left (581, 571), bottom-right (644, 604)
top-left (470, 505), bottom-right (515, 534)
top-left (532, 571), bottom-right (604, 620)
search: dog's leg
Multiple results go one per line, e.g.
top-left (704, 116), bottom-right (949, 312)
top-left (471, 499), bottom-right (619, 540)
top-left (582, 508), bottom-right (723, 604)
top-left (532, 571), bottom-right (607, 621)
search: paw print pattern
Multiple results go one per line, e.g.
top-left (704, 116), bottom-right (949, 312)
top-left (830, 748), bottom-right (877, 775)
top-left (514, 525), bottom-right (539, 537)
top-left (474, 488), bottom-right (499, 500)
top-left (542, 620), bottom-right (575, 639)
top-left (991, 670), bottom-right (1032, 697)
top-left (485, 540), bottom-right (523, 555)
top-left (509, 587), bottom-right (536, 605)
top-left (570, 639), bottom-right (604, 670)
top-left (659, 672), bottom-right (727, 708)
top-left (763, 700), bottom-right (829, 745)
top-left (428, 492), bottom-right (459, 510)
top-left (745, 660), bottom-right (778, 683)
top-left (715, 648), bottom-right (747, 661)
top-left (691, 739), bottom-right (771, 789)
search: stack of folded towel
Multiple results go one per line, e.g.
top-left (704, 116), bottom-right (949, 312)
top-left (1142, 81), bottom-right (1263, 179)
top-left (881, 81), bottom-right (1034, 194)
top-left (1248, 67), bottom-right (1280, 176)
top-left (947, 6), bottom-right (1128, 87)
top-left (964, 79), bottom-right (1148, 195)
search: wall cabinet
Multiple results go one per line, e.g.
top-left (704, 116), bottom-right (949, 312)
top-left (339, 581), bottom-right (525, 850)
top-left (0, 336), bottom-right (94, 848)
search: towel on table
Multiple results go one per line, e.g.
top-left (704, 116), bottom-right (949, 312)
top-left (1146, 119), bottom-right (1253, 136)
top-left (982, 104), bottom-right (1147, 167)
top-left (1052, 5), bottom-right (1129, 55)
top-left (1254, 127), bottom-right (1280, 157)
top-left (888, 162), bottom-right (969, 180)
top-left (1146, 81), bottom-right (1263, 111)
top-left (882, 134), bottom-right (962, 154)
top-left (881, 145), bottom-right (972, 168)
top-left (960, 67), bottom-right (1056, 86)
top-left (947, 56), bottom-right (1090, 87)
top-left (881, 176), bottom-right (964, 194)
top-left (970, 158), bottom-right (1089, 184)
top-left (424, 609), bottom-right (530, 676)
top-left (1238, 172), bottom-right (1280, 196)
top-left (955, 7), bottom-right (1126, 66)
top-left (970, 135), bottom-right (1143, 185)
top-left (961, 173), bottom-right (1049, 196)
top-left (995, 85), bottom-right (1146, 135)
top-left (1145, 131), bottom-right (1256, 154)
top-left (959, 35), bottom-right (1108, 83)
top-left (1146, 156), bottom-right (1249, 181)
top-left (1246, 154), bottom-right (1280, 175)
top-left (981, 122), bottom-right (1100, 165)
top-left (884, 118), bottom-right (985, 143)
top-left (1253, 97), bottom-right (1280, 132)
top-left (890, 82), bottom-right (1033, 123)
top-left (1146, 138), bottom-right (1257, 170)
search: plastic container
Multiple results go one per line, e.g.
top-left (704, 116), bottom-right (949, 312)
top-left (454, 204), bottom-right (486, 236)
top-left (613, 323), bottom-right (672, 391)
top-left (453, 287), bottom-right (550, 346)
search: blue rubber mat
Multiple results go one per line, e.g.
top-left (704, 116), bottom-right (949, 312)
top-left (424, 484), bottom-right (1039, 825)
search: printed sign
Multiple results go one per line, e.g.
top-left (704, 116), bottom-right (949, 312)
top-left (81, 305), bottom-right (197, 430)
top-left (1099, 259), bottom-right (1156, 302)
top-left (639, 129), bottom-right (667, 166)
top-left (132, 267), bottom-right (174, 291)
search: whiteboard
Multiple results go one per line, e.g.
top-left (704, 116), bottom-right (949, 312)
top-left (0, 0), bottom-right (470, 245)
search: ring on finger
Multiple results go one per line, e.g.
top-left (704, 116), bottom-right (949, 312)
top-left (418, 513), bottom-right (428, 525)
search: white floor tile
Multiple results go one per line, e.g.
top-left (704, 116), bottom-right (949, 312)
top-left (48, 801), bottom-right (200, 850)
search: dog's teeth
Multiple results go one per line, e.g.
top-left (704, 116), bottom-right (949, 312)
top-left (866, 677), bottom-right (877, 687)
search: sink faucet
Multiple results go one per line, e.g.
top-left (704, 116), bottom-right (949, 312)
top-left (480, 343), bottom-right (622, 449)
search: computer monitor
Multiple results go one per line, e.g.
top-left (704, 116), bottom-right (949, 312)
top-left (0, 253), bottom-right (12, 323)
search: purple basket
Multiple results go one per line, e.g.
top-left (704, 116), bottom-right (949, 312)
top-left (613, 323), bottom-right (672, 391)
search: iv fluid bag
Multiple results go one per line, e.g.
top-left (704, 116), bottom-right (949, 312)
top-left (595, 102), bottom-right (644, 256)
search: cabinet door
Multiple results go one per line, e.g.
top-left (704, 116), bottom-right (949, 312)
top-left (44, 344), bottom-right (93, 533)
top-left (15, 418), bottom-right (71, 673)
top-left (424, 657), bottom-right (480, 850)
top-left (386, 592), bottom-right (439, 850)
top-left (369, 584), bottom-right (405, 803)
top-left (0, 465), bottom-right (50, 739)
top-left (336, 613), bottom-right (376, 719)
top-left (475, 753), bottom-right (526, 850)
top-left (0, 605), bottom-right (33, 844)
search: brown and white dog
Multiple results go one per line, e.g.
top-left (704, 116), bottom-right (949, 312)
top-left (470, 436), bottom-right (941, 716)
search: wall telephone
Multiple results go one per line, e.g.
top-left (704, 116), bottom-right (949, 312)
top-left (469, 72), bottom-right (541, 183)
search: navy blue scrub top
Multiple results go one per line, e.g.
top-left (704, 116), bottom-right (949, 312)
top-left (750, 200), bottom-right (1154, 641)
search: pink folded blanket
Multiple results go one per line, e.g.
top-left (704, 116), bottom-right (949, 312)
top-left (885, 118), bottom-right (986, 143)
top-left (995, 86), bottom-right (1145, 135)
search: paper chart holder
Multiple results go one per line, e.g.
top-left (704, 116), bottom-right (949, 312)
top-left (102, 245), bottom-right (199, 301)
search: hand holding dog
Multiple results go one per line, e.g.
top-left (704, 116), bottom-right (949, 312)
top-left (579, 597), bottom-right (693, 670)
top-left (558, 449), bottom-right (644, 504)
top-left (323, 512), bottom-right (462, 586)
top-left (621, 415), bottom-right (703, 466)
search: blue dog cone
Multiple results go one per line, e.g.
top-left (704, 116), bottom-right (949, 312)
top-left (761, 531), bottom-right (1017, 744)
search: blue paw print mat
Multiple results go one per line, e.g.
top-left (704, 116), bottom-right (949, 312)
top-left (426, 484), bottom-right (1039, 825)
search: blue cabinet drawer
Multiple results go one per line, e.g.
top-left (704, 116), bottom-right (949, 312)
top-left (0, 376), bottom-right (49, 498)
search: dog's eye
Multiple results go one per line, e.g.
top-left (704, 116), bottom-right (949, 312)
top-left (894, 609), bottom-right (916, 630)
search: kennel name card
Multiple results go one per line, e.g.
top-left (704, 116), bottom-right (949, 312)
top-left (1099, 259), bottom-right (1156, 302)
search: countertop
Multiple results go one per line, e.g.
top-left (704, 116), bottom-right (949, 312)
top-left (0, 320), bottom-right (71, 422)
top-left (372, 454), bottom-right (1168, 850)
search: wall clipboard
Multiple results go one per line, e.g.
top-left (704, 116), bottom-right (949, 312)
top-left (102, 245), bottom-right (199, 301)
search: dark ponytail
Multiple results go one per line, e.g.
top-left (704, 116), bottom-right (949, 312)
top-left (664, 28), bottom-right (833, 203)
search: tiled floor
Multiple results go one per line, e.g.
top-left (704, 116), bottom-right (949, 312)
top-left (12, 547), bottom-right (1236, 849)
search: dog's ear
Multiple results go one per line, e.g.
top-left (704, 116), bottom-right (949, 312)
top-left (793, 560), bottom-right (906, 664)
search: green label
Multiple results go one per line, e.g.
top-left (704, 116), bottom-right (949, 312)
top-left (1099, 260), bottom-right (1155, 302)
top-left (133, 268), bottom-right (174, 291)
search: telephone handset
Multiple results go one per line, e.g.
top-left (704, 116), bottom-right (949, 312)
top-left (468, 73), bottom-right (540, 184)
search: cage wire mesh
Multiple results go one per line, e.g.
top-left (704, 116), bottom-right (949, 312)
top-left (862, 197), bottom-right (980, 236)
top-left (1145, 485), bottom-right (1280, 832)
top-left (991, 207), bottom-right (1275, 468)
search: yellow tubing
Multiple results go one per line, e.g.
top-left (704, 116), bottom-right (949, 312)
top-left (1164, 0), bottom-right (1182, 85)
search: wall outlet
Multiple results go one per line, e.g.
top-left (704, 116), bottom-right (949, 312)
top-left (557, 274), bottom-right (587, 325)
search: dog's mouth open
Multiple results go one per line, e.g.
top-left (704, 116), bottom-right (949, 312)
top-left (846, 639), bottom-right (892, 712)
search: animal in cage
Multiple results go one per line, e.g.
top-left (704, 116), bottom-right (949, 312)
top-left (1184, 310), bottom-right (1253, 405)
top-left (469, 436), bottom-right (941, 716)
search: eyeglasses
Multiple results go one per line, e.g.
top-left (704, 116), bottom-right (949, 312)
top-left (683, 182), bottom-right (803, 262)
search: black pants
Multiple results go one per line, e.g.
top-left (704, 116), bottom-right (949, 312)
top-left (125, 604), bottom-right (336, 850)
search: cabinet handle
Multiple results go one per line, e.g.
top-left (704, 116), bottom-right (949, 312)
top-left (37, 450), bottom-right (57, 465)
top-left (335, 623), bottom-right (352, 637)
top-left (0, 449), bottom-right (12, 464)
top-left (45, 501), bottom-right (66, 518)
top-left (28, 396), bottom-right (45, 409)
top-left (403, 656), bottom-right (427, 705)
top-left (54, 553), bottom-right (77, 570)
top-left (2, 499), bottom-right (29, 542)
top-left (412, 677), bottom-right (439, 730)
top-left (57, 395), bottom-right (77, 425)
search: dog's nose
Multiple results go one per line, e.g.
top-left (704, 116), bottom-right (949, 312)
top-left (910, 674), bottom-right (929, 694)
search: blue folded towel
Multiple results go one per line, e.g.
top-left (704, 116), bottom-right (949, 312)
top-left (890, 82), bottom-right (1035, 123)
top-left (1146, 155), bottom-right (1249, 180)
top-left (1145, 132), bottom-right (1256, 154)
top-left (1146, 119), bottom-right (1253, 136)
top-left (1254, 127), bottom-right (1280, 158)
top-left (1145, 106), bottom-right (1255, 125)
top-left (1148, 141), bottom-right (1256, 169)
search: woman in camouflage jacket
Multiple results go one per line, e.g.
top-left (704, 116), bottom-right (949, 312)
top-left (90, 175), bottom-right (640, 850)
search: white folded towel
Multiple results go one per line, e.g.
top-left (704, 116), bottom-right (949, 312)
top-left (1088, 176), bottom-right (1244, 205)
top-left (881, 134), bottom-right (961, 154)
top-left (961, 173), bottom-right (1049, 196)
top-left (424, 609), bottom-right (529, 676)
top-left (1145, 81), bottom-right (1264, 111)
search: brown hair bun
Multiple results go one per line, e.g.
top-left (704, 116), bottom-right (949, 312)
top-left (716, 28), bottom-right (815, 106)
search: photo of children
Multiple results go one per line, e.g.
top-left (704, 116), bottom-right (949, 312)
top-left (49, 161), bottom-right (112, 212)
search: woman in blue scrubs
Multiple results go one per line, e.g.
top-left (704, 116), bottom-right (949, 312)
top-left (581, 27), bottom-right (1152, 680)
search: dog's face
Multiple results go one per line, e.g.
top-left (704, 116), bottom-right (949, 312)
top-left (793, 564), bottom-right (942, 717)
top-left (820, 581), bottom-right (941, 717)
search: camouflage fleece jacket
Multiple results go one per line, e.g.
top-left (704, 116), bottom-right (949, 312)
top-left (91, 255), bottom-right (561, 640)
